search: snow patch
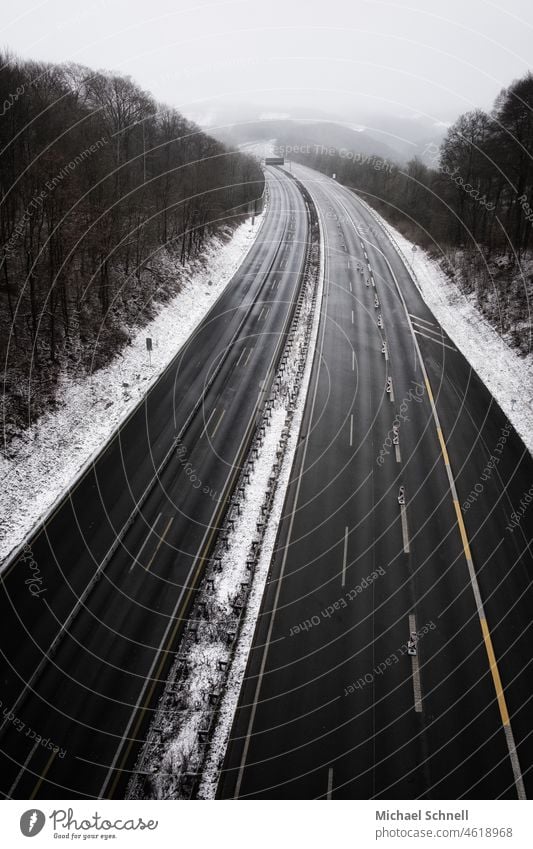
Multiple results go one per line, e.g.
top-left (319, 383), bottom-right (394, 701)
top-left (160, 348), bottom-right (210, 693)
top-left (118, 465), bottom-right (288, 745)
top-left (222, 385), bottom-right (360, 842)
top-left (0, 218), bottom-right (262, 566)
top-left (356, 198), bottom-right (533, 455)
top-left (127, 188), bottom-right (323, 800)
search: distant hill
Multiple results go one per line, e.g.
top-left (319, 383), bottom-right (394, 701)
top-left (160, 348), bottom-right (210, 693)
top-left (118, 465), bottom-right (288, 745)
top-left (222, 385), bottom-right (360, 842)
top-left (211, 118), bottom-right (401, 164)
top-left (183, 98), bottom-right (449, 165)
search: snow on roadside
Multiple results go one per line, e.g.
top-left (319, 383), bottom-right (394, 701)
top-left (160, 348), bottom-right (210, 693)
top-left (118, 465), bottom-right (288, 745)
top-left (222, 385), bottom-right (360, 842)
top-left (197, 218), bottom-right (324, 800)
top-left (357, 198), bottom-right (533, 455)
top-left (0, 217), bottom-right (262, 566)
top-left (138, 403), bottom-right (288, 799)
top-left (238, 139), bottom-right (277, 160)
top-left (127, 190), bottom-right (323, 800)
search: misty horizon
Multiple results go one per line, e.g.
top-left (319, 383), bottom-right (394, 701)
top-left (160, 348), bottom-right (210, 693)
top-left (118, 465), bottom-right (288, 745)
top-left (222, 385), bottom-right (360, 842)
top-left (2, 0), bottom-right (532, 139)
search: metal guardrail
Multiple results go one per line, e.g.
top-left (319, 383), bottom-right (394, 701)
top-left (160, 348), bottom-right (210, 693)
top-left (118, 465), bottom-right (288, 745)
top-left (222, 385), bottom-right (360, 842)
top-left (127, 179), bottom-right (321, 801)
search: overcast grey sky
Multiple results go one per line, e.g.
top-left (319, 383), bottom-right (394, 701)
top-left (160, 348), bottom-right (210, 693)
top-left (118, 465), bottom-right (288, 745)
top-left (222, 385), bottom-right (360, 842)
top-left (2, 0), bottom-right (533, 128)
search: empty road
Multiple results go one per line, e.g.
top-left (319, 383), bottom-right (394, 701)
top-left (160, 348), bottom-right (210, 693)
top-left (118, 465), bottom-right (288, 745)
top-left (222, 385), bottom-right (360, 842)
top-left (219, 164), bottom-right (533, 800)
top-left (0, 166), bottom-right (310, 800)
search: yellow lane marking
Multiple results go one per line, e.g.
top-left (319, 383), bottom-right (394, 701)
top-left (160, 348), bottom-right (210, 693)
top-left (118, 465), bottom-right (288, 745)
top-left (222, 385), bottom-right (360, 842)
top-left (145, 517), bottom-right (174, 572)
top-left (436, 427), bottom-right (451, 467)
top-left (340, 193), bottom-right (526, 797)
top-left (29, 750), bottom-right (57, 799)
top-left (427, 370), bottom-right (517, 775)
top-left (452, 499), bottom-right (473, 563)
top-left (481, 618), bottom-right (510, 727)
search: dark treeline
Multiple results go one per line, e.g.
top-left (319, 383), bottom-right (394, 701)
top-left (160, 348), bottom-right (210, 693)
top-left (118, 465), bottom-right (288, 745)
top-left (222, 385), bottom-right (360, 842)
top-left (293, 72), bottom-right (533, 352)
top-left (295, 72), bottom-right (533, 255)
top-left (0, 52), bottom-right (263, 443)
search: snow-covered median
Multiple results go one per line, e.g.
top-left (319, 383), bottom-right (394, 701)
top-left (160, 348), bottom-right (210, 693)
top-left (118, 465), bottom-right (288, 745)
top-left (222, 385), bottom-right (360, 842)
top-left (0, 218), bottom-right (261, 567)
top-left (357, 197), bottom-right (533, 455)
top-left (127, 184), bottom-right (322, 800)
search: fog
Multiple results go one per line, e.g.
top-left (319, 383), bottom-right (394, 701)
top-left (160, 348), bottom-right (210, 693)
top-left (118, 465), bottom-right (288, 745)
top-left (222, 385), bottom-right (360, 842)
top-left (3, 0), bottom-right (532, 134)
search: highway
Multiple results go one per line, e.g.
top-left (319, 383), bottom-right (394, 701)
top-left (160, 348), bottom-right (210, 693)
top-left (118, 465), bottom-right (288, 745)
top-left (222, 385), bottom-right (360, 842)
top-left (0, 166), bottom-right (310, 799)
top-left (218, 164), bottom-right (533, 800)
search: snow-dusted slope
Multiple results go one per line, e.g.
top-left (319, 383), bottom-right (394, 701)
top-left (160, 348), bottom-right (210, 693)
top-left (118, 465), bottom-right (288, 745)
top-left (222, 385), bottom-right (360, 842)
top-left (0, 219), bottom-right (260, 566)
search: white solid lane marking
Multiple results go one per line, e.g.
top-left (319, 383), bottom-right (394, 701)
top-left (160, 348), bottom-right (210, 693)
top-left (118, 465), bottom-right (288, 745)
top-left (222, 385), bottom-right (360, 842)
top-left (413, 327), bottom-right (457, 352)
top-left (411, 318), bottom-right (442, 334)
top-left (409, 313), bottom-right (437, 328)
top-left (342, 526), bottom-right (349, 586)
top-left (409, 614), bottom-right (423, 712)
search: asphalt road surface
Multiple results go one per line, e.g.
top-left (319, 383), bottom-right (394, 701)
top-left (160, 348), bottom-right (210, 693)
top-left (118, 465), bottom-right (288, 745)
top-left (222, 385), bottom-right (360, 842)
top-left (0, 166), bottom-right (310, 799)
top-left (218, 164), bottom-right (533, 800)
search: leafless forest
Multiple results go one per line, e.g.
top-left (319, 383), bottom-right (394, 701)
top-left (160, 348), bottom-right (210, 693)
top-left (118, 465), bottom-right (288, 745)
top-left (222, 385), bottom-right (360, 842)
top-left (0, 53), bottom-right (263, 445)
top-left (294, 73), bottom-right (533, 354)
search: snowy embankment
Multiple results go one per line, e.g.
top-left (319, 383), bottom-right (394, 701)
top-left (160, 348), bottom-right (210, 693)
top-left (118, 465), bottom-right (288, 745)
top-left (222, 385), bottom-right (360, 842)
top-left (0, 217), bottom-right (262, 567)
top-left (358, 197), bottom-right (533, 455)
